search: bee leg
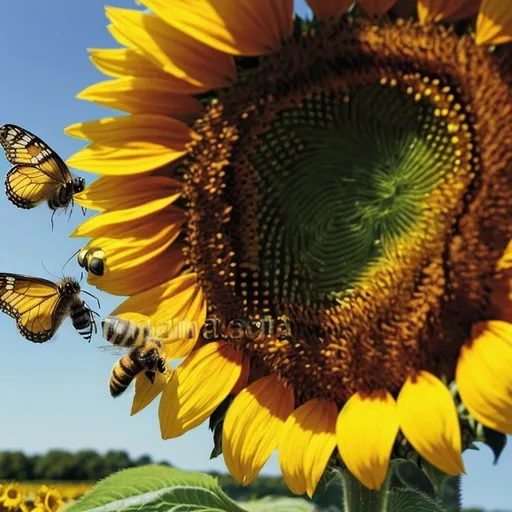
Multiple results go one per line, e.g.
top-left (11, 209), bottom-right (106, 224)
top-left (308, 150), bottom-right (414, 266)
top-left (144, 371), bottom-right (156, 384)
top-left (50, 210), bottom-right (56, 231)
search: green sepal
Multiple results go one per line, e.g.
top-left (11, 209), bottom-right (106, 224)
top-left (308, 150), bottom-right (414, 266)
top-left (480, 426), bottom-right (507, 464)
top-left (209, 395), bottom-right (233, 459)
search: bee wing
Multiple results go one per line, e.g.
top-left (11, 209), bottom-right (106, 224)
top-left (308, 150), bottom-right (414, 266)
top-left (97, 345), bottom-right (131, 356)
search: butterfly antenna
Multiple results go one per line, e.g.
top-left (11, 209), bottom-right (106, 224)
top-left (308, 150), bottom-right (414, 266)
top-left (62, 249), bottom-right (80, 276)
top-left (79, 271), bottom-right (84, 284)
top-left (81, 206), bottom-right (87, 216)
top-left (82, 289), bottom-right (101, 310)
top-left (40, 260), bottom-right (61, 281)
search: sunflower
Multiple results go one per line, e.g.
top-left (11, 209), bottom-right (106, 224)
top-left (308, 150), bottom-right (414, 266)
top-left (67, 0), bottom-right (512, 496)
top-left (0, 484), bottom-right (26, 511)
top-left (34, 485), bottom-right (64, 512)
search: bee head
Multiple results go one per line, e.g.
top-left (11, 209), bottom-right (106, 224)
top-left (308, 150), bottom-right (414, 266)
top-left (59, 278), bottom-right (80, 296)
top-left (77, 248), bottom-right (88, 267)
top-left (73, 177), bottom-right (86, 193)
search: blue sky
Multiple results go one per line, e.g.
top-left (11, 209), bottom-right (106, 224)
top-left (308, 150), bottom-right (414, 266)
top-left (0, 1), bottom-right (510, 509)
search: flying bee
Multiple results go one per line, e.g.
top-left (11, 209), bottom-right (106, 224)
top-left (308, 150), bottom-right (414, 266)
top-left (109, 338), bottom-right (167, 398)
top-left (78, 247), bottom-right (106, 276)
top-left (102, 315), bottom-right (150, 347)
top-left (0, 124), bottom-right (86, 228)
top-left (0, 273), bottom-right (99, 342)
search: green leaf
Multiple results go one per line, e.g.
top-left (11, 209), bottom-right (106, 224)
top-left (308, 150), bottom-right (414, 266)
top-left (240, 497), bottom-right (316, 511)
top-left (62, 465), bottom-right (247, 512)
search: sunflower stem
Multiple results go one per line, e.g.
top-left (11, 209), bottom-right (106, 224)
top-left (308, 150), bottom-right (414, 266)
top-left (340, 467), bottom-right (391, 512)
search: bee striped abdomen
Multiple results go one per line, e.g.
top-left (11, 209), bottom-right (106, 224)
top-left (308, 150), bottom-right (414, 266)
top-left (48, 182), bottom-right (73, 210)
top-left (102, 316), bottom-right (149, 347)
top-left (109, 351), bottom-right (144, 397)
top-left (69, 298), bottom-right (95, 342)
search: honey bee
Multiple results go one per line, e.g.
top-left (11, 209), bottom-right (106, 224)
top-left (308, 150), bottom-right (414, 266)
top-left (101, 316), bottom-right (169, 397)
top-left (109, 338), bottom-right (167, 398)
top-left (77, 247), bottom-right (106, 276)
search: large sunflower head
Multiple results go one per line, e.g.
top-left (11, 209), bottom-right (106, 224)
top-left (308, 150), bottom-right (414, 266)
top-left (68, 0), bottom-right (512, 496)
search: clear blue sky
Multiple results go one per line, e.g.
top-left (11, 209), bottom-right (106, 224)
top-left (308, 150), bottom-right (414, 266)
top-left (0, 1), bottom-right (510, 509)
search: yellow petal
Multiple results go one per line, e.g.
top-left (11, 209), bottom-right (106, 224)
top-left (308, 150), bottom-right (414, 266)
top-left (336, 391), bottom-right (399, 490)
top-left (88, 48), bottom-right (203, 92)
top-left (115, 290), bottom-right (206, 362)
top-left (496, 240), bottom-right (512, 271)
top-left (306, 0), bottom-right (352, 20)
top-left (476, 0), bottom-right (512, 45)
top-left (159, 342), bottom-right (243, 438)
top-left (417, 0), bottom-right (473, 23)
top-left (279, 399), bottom-right (337, 497)
top-left (105, 7), bottom-right (235, 89)
top-left (73, 175), bottom-right (182, 213)
top-left (231, 356), bottom-right (251, 396)
top-left (160, 290), bottom-right (207, 360)
top-left (107, 21), bottom-right (135, 48)
top-left (65, 115), bottom-right (195, 175)
top-left (397, 371), bottom-right (465, 475)
top-left (359, 0), bottom-right (398, 18)
top-left (72, 200), bottom-right (182, 239)
top-left (139, 0), bottom-right (293, 56)
top-left (445, 1), bottom-right (481, 21)
top-left (86, 239), bottom-right (185, 296)
top-left (488, 268), bottom-right (512, 323)
top-left (223, 375), bottom-right (295, 485)
top-left (456, 321), bottom-right (512, 434)
top-left (112, 273), bottom-right (205, 339)
top-left (131, 371), bottom-right (168, 415)
top-left (77, 78), bottom-right (204, 121)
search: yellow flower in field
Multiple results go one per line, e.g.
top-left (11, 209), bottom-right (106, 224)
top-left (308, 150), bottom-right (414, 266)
top-left (68, 0), bottom-right (512, 495)
top-left (0, 484), bottom-right (26, 511)
top-left (35, 485), bottom-right (64, 512)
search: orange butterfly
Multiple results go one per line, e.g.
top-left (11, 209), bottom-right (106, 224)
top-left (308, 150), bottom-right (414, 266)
top-left (0, 124), bottom-right (85, 227)
top-left (0, 273), bottom-right (98, 343)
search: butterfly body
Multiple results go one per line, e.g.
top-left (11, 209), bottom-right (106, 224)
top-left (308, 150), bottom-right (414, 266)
top-left (109, 338), bottom-right (166, 398)
top-left (0, 124), bottom-right (85, 217)
top-left (0, 274), bottom-right (97, 343)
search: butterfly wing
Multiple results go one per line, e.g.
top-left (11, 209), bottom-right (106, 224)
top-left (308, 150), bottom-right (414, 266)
top-left (0, 274), bottom-right (67, 342)
top-left (5, 165), bottom-right (62, 208)
top-left (0, 125), bottom-right (71, 209)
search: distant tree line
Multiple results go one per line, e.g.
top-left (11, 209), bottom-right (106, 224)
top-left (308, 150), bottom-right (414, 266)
top-left (0, 450), bottom-right (171, 481)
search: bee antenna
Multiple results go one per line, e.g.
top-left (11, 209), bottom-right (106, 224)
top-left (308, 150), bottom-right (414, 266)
top-left (82, 289), bottom-right (101, 310)
top-left (62, 249), bottom-right (80, 276)
top-left (40, 260), bottom-right (61, 281)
